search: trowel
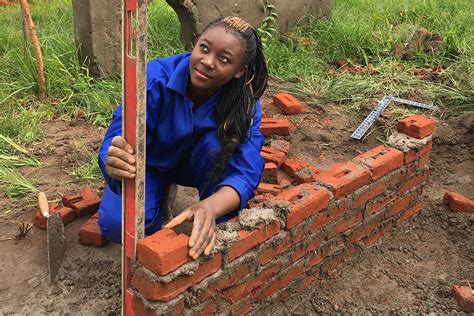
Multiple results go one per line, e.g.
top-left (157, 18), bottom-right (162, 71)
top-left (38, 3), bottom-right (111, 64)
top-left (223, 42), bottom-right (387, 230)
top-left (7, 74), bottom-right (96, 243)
top-left (38, 192), bottom-right (66, 282)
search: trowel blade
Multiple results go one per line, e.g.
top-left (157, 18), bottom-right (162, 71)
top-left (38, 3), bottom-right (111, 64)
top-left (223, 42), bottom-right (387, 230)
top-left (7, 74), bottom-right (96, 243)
top-left (47, 212), bottom-right (66, 282)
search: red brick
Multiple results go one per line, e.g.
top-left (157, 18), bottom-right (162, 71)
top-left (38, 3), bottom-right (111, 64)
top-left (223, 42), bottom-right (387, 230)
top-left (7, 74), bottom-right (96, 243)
top-left (222, 264), bottom-right (281, 304)
top-left (367, 194), bottom-right (396, 215)
top-left (199, 300), bottom-right (217, 316)
top-left (352, 181), bottom-right (385, 209)
top-left (132, 295), bottom-right (155, 316)
top-left (260, 146), bottom-right (286, 167)
top-left (282, 157), bottom-right (319, 183)
top-left (267, 184), bottom-right (330, 229)
top-left (137, 228), bottom-right (190, 276)
top-left (310, 212), bottom-right (331, 231)
top-left (262, 162), bottom-right (278, 184)
top-left (452, 283), bottom-right (474, 312)
top-left (254, 265), bottom-right (305, 301)
top-left (277, 169), bottom-right (293, 188)
top-left (62, 186), bottom-right (101, 218)
top-left (313, 161), bottom-right (371, 199)
top-left (198, 260), bottom-right (253, 301)
top-left (397, 202), bottom-right (422, 225)
top-left (397, 114), bottom-right (435, 139)
top-left (443, 191), bottom-right (474, 213)
top-left (405, 140), bottom-right (432, 163)
top-left (260, 234), bottom-right (291, 265)
top-left (291, 234), bottom-right (324, 261)
top-left (291, 224), bottom-right (306, 244)
top-left (418, 151), bottom-right (430, 167)
top-left (132, 254), bottom-right (222, 301)
top-left (301, 272), bottom-right (320, 288)
top-left (228, 222), bottom-right (280, 260)
top-left (330, 212), bottom-right (363, 238)
top-left (353, 145), bottom-right (404, 180)
top-left (256, 183), bottom-right (282, 196)
top-left (386, 169), bottom-right (407, 189)
top-left (400, 168), bottom-right (429, 193)
top-left (387, 195), bottom-right (411, 218)
top-left (329, 199), bottom-right (349, 220)
top-left (273, 93), bottom-right (305, 114)
top-left (79, 216), bottom-right (108, 247)
top-left (307, 251), bottom-right (324, 269)
top-left (230, 300), bottom-right (253, 315)
top-left (260, 117), bottom-right (290, 137)
top-left (348, 216), bottom-right (382, 243)
top-left (365, 222), bottom-right (393, 247)
top-left (269, 139), bottom-right (290, 154)
top-left (33, 203), bottom-right (76, 229)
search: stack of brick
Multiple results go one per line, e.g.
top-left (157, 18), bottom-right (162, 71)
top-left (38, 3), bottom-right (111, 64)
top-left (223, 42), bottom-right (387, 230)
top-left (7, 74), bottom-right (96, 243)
top-left (131, 114), bottom-right (436, 314)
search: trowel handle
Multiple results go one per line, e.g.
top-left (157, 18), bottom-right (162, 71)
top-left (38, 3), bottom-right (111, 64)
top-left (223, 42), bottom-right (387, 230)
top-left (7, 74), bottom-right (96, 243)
top-left (38, 192), bottom-right (50, 218)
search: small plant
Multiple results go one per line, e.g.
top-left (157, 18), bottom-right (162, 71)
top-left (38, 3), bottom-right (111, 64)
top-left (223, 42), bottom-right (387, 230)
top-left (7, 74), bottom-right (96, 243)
top-left (258, 0), bottom-right (278, 47)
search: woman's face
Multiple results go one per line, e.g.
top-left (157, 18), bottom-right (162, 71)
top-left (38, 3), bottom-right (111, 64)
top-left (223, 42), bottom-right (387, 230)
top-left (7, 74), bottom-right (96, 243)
top-left (189, 25), bottom-right (247, 96)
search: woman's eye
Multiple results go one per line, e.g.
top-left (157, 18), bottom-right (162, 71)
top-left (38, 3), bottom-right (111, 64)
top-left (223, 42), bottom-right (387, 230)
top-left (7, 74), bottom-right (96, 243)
top-left (220, 56), bottom-right (229, 64)
top-left (200, 44), bottom-right (208, 52)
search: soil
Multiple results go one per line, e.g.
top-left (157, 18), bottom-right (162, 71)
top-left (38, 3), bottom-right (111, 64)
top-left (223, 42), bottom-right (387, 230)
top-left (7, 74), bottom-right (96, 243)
top-left (0, 84), bottom-right (472, 314)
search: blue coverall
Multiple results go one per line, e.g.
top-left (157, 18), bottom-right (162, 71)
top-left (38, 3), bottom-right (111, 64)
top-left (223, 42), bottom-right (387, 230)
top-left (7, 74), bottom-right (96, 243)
top-left (97, 53), bottom-right (265, 243)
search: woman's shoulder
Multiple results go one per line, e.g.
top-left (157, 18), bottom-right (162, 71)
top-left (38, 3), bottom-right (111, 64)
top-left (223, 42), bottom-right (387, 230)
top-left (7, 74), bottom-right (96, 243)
top-left (147, 52), bottom-right (191, 82)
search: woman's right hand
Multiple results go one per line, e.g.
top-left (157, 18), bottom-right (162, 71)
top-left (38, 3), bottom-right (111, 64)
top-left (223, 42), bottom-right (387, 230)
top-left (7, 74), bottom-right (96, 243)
top-left (105, 136), bottom-right (136, 180)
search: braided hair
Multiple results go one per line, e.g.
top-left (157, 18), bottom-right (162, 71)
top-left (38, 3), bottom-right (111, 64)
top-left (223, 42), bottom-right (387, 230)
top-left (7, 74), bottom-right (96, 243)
top-left (202, 16), bottom-right (268, 193)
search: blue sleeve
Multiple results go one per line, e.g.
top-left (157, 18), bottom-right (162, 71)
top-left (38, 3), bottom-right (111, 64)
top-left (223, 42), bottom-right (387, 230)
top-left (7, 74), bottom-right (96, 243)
top-left (215, 100), bottom-right (265, 210)
top-left (98, 76), bottom-right (162, 195)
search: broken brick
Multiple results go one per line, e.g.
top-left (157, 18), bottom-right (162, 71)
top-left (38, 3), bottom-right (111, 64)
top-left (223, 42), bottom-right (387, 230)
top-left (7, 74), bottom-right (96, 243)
top-left (260, 146), bottom-right (286, 167)
top-left (256, 183), bottom-right (282, 195)
top-left (282, 157), bottom-right (319, 183)
top-left (397, 114), bottom-right (436, 139)
top-left (452, 282), bottom-right (474, 313)
top-left (273, 93), bottom-right (305, 115)
top-left (443, 191), bottom-right (474, 213)
top-left (261, 162), bottom-right (278, 184)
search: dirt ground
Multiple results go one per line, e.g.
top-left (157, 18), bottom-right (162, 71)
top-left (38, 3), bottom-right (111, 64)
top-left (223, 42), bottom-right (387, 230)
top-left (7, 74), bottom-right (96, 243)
top-left (0, 83), bottom-right (473, 314)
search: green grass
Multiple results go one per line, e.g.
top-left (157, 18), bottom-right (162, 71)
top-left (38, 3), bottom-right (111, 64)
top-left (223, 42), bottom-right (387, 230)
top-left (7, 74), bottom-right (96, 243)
top-left (0, 0), bottom-right (472, 197)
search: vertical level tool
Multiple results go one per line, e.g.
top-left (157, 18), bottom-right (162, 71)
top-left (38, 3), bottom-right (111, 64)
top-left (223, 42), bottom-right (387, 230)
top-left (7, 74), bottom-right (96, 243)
top-left (122, 0), bottom-right (147, 314)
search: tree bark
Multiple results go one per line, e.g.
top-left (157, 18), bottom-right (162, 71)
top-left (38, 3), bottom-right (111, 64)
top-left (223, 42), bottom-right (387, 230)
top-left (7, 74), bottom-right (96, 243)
top-left (19, 0), bottom-right (46, 102)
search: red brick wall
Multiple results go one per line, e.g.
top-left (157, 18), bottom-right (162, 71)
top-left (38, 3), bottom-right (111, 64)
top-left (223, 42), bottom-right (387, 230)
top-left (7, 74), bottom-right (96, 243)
top-left (131, 115), bottom-right (435, 315)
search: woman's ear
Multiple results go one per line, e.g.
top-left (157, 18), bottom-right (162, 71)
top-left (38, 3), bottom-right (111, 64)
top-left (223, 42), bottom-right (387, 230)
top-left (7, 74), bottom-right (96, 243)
top-left (234, 65), bottom-right (248, 79)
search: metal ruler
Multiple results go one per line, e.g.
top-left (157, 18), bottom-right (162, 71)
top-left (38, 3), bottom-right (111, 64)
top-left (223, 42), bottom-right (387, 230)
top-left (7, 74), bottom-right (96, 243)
top-left (122, 0), bottom-right (147, 314)
top-left (351, 96), bottom-right (437, 140)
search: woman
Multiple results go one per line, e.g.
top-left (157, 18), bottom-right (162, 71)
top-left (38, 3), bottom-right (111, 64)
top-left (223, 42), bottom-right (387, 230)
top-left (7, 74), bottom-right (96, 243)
top-left (98, 16), bottom-right (268, 260)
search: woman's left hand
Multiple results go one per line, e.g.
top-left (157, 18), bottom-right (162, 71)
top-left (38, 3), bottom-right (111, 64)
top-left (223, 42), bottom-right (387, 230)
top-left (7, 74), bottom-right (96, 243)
top-left (164, 202), bottom-right (217, 259)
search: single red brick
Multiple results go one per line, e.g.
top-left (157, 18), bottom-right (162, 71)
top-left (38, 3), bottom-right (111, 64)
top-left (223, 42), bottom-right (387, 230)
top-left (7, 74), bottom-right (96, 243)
top-left (260, 146), bottom-right (286, 167)
top-left (254, 265), bottom-right (305, 301)
top-left (400, 168), bottom-right (429, 193)
top-left (132, 253), bottom-right (222, 301)
top-left (273, 93), bottom-right (305, 115)
top-left (397, 114), bottom-right (436, 139)
top-left (452, 283), bottom-right (474, 312)
top-left (313, 161), bottom-right (371, 199)
top-left (367, 194), bottom-right (397, 215)
top-left (260, 234), bottom-right (291, 265)
top-left (397, 202), bottom-right (422, 225)
top-left (198, 260), bottom-right (253, 301)
top-left (310, 212), bottom-right (331, 231)
top-left (274, 172), bottom-right (289, 189)
top-left (291, 223), bottom-right (306, 244)
top-left (260, 117), bottom-right (290, 137)
top-left (386, 169), bottom-right (407, 189)
top-left (228, 222), bottom-right (280, 260)
top-left (132, 295), bottom-right (156, 316)
top-left (79, 216), bottom-right (108, 247)
top-left (353, 145), bottom-right (404, 180)
top-left (267, 184), bottom-right (330, 229)
top-left (269, 139), bottom-right (290, 155)
top-left (352, 181), bottom-right (386, 209)
top-left (330, 212), bottom-right (363, 238)
top-left (262, 162), bottom-right (278, 184)
top-left (33, 203), bottom-right (76, 229)
top-left (62, 186), bottom-right (101, 218)
top-left (329, 199), bottom-right (349, 220)
top-left (222, 264), bottom-right (281, 304)
top-left (418, 151), bottom-right (430, 168)
top-left (137, 228), bottom-right (190, 276)
top-left (291, 234), bottom-right (324, 261)
top-left (282, 157), bottom-right (319, 183)
top-left (405, 140), bottom-right (433, 163)
top-left (387, 195), bottom-right (411, 218)
top-left (443, 191), bottom-right (474, 213)
top-left (256, 183), bottom-right (282, 195)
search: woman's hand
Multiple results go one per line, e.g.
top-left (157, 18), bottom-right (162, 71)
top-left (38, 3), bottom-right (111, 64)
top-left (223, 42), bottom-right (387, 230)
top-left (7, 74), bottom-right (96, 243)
top-left (105, 136), bottom-right (136, 180)
top-left (164, 202), bottom-right (217, 259)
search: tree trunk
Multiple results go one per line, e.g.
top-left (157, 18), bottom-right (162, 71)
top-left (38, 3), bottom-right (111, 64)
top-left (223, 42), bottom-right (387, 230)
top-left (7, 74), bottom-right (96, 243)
top-left (19, 0), bottom-right (46, 102)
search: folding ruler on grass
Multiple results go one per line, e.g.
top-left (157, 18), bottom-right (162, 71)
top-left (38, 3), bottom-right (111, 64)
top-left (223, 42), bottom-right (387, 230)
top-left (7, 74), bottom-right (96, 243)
top-left (122, 0), bottom-right (147, 314)
top-left (351, 96), bottom-right (438, 140)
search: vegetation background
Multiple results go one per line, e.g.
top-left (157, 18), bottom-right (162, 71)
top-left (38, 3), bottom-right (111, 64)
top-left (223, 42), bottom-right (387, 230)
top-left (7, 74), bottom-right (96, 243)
top-left (0, 0), bottom-right (472, 198)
